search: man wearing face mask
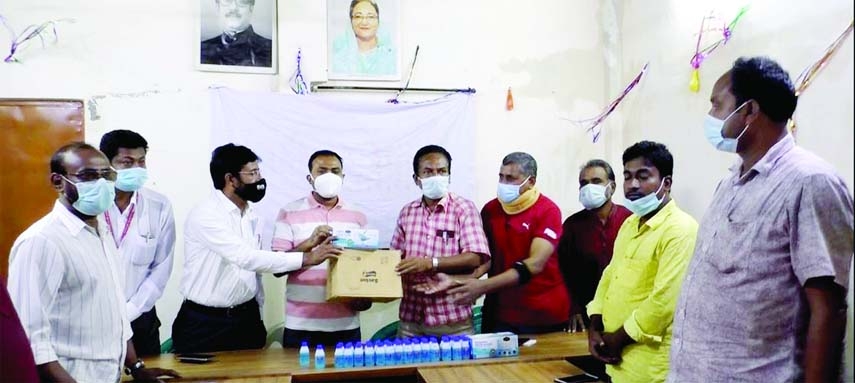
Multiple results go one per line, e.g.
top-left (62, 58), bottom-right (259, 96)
top-left (668, 57), bottom-right (854, 383)
top-left (8, 143), bottom-right (180, 382)
top-left (174, 144), bottom-right (342, 353)
top-left (391, 145), bottom-right (491, 337)
top-left (271, 150), bottom-right (372, 347)
top-left (432, 152), bottom-right (569, 335)
top-left (585, 141), bottom-right (697, 383)
top-left (558, 159), bottom-right (631, 334)
top-left (99, 130), bottom-right (176, 357)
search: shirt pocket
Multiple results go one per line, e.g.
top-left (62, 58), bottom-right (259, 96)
top-left (129, 241), bottom-right (158, 266)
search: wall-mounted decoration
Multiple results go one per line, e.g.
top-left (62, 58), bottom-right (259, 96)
top-left (198, 0), bottom-right (277, 74)
top-left (327, 0), bottom-right (401, 81)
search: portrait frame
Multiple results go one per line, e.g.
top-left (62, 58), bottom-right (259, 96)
top-left (198, 0), bottom-right (278, 74)
top-left (327, 0), bottom-right (401, 81)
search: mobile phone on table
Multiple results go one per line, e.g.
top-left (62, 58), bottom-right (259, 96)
top-left (554, 372), bottom-right (599, 383)
top-left (177, 353), bottom-right (214, 363)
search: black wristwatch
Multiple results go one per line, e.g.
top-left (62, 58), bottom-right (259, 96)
top-left (124, 359), bottom-right (145, 376)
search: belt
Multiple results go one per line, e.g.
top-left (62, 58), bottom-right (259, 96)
top-left (183, 299), bottom-right (258, 318)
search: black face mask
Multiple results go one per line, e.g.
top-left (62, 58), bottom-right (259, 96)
top-left (235, 178), bottom-right (267, 203)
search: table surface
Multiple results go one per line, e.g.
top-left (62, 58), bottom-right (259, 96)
top-left (130, 331), bottom-right (592, 382)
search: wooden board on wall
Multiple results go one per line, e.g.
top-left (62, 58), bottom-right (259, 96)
top-left (0, 99), bottom-right (84, 280)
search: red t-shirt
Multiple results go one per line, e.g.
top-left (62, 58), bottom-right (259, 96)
top-left (481, 194), bottom-right (570, 327)
top-left (1, 278), bottom-right (39, 382)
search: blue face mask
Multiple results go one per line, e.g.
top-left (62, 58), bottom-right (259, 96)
top-left (115, 167), bottom-right (148, 192)
top-left (624, 177), bottom-right (668, 217)
top-left (497, 176), bottom-right (530, 203)
top-left (704, 101), bottom-right (750, 153)
top-left (63, 177), bottom-right (116, 216)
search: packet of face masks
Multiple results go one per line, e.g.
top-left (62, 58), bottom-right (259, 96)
top-left (332, 229), bottom-right (380, 249)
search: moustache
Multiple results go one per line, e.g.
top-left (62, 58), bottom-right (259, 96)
top-left (225, 10), bottom-right (243, 18)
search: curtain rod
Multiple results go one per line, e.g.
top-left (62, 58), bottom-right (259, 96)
top-left (311, 83), bottom-right (476, 94)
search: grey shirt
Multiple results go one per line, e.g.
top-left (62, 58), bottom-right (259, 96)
top-left (668, 135), bottom-right (853, 383)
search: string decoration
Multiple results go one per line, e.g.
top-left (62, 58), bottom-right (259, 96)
top-left (387, 45), bottom-right (419, 104)
top-left (689, 5), bottom-right (749, 92)
top-left (289, 48), bottom-right (309, 95)
top-left (566, 62), bottom-right (649, 143)
top-left (787, 19), bottom-right (853, 134)
top-left (0, 15), bottom-right (74, 63)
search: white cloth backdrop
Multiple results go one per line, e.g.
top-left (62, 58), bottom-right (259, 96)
top-left (210, 89), bottom-right (477, 248)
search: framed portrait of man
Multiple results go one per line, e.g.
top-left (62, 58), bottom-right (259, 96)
top-left (327, 0), bottom-right (401, 81)
top-left (198, 0), bottom-right (278, 74)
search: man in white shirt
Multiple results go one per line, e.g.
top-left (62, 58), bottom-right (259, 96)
top-left (8, 142), bottom-right (179, 382)
top-left (174, 143), bottom-right (341, 353)
top-left (100, 129), bottom-right (176, 356)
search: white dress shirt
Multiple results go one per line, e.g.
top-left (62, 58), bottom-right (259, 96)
top-left (105, 188), bottom-right (176, 321)
top-left (7, 201), bottom-right (132, 383)
top-left (180, 190), bottom-right (304, 307)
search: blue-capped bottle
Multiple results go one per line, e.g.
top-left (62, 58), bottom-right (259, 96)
top-left (343, 342), bottom-right (354, 368)
top-left (440, 336), bottom-right (452, 361)
top-left (314, 345), bottom-right (326, 370)
top-left (334, 342), bottom-right (344, 368)
top-left (460, 336), bottom-right (471, 360)
top-left (419, 337), bottom-right (430, 362)
top-left (411, 338), bottom-right (422, 363)
top-left (385, 340), bottom-right (395, 365)
top-left (363, 340), bottom-right (375, 367)
top-left (353, 341), bottom-right (364, 367)
top-left (429, 337), bottom-right (441, 362)
top-left (402, 339), bottom-right (413, 364)
top-left (375, 340), bottom-right (386, 366)
top-left (299, 341), bottom-right (311, 368)
top-left (394, 339), bottom-right (405, 365)
top-left (451, 336), bottom-right (463, 360)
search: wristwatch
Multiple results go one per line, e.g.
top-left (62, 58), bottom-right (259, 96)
top-left (124, 359), bottom-right (145, 376)
top-left (432, 257), bottom-right (439, 270)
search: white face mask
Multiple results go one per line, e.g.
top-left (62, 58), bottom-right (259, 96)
top-left (420, 175), bottom-right (449, 200)
top-left (624, 177), bottom-right (668, 217)
top-left (704, 101), bottom-right (750, 153)
top-left (312, 173), bottom-right (343, 199)
top-left (579, 183), bottom-right (611, 210)
top-left (497, 176), bottom-right (530, 203)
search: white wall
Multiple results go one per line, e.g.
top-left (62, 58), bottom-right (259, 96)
top-left (1, 1), bottom-right (852, 378)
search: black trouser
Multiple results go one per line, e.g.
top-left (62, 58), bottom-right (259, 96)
top-left (171, 299), bottom-right (266, 353)
top-left (131, 307), bottom-right (162, 356)
top-left (282, 327), bottom-right (361, 348)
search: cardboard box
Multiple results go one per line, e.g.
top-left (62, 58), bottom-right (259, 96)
top-left (326, 249), bottom-right (403, 303)
top-left (332, 229), bottom-right (380, 249)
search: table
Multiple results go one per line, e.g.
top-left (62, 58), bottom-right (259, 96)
top-left (129, 332), bottom-right (592, 382)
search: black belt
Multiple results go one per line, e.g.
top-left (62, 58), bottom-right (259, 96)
top-left (183, 299), bottom-right (258, 318)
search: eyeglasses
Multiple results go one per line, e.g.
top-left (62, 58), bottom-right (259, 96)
top-left (66, 168), bottom-right (118, 182)
top-left (238, 169), bottom-right (262, 178)
top-left (351, 14), bottom-right (378, 22)
top-left (218, 0), bottom-right (254, 7)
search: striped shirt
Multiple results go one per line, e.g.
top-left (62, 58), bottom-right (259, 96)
top-left (181, 191), bottom-right (304, 308)
top-left (7, 201), bottom-right (131, 383)
top-left (272, 193), bottom-right (367, 331)
top-left (391, 193), bottom-right (491, 326)
top-left (669, 135), bottom-right (854, 382)
top-left (105, 188), bottom-right (176, 321)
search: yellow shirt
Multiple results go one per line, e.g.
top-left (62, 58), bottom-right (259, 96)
top-left (587, 200), bottom-right (698, 383)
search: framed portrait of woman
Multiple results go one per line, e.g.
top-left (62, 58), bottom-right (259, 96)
top-left (327, 0), bottom-right (401, 81)
top-left (198, 0), bottom-right (278, 74)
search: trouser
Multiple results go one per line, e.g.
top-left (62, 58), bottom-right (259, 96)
top-left (282, 327), bottom-right (361, 348)
top-left (130, 307), bottom-right (161, 356)
top-left (172, 299), bottom-right (266, 353)
top-left (398, 318), bottom-right (474, 338)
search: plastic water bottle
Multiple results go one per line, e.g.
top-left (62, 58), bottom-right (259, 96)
top-left (429, 337), bottom-right (441, 362)
top-left (451, 336), bottom-right (463, 360)
top-left (299, 341), bottom-right (311, 368)
top-left (374, 341), bottom-right (386, 366)
top-left (420, 337), bottom-right (430, 362)
top-left (402, 339), bottom-right (413, 364)
top-left (385, 340), bottom-right (395, 365)
top-left (344, 342), bottom-right (354, 368)
top-left (353, 342), bottom-right (364, 367)
top-left (460, 336), bottom-right (471, 360)
top-left (363, 341), bottom-right (375, 367)
top-left (334, 342), bottom-right (344, 368)
top-left (411, 338), bottom-right (422, 363)
top-left (393, 339), bottom-right (404, 365)
top-left (440, 336), bottom-right (452, 361)
top-left (314, 345), bottom-right (326, 370)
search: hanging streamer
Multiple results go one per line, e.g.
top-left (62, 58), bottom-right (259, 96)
top-left (387, 45), bottom-right (420, 104)
top-left (689, 5), bottom-right (749, 92)
top-left (289, 48), bottom-right (309, 95)
top-left (566, 62), bottom-right (649, 143)
top-left (788, 19), bottom-right (854, 134)
top-left (0, 15), bottom-right (73, 63)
